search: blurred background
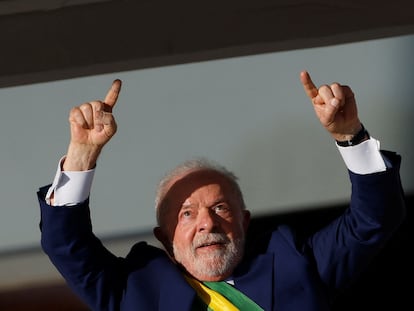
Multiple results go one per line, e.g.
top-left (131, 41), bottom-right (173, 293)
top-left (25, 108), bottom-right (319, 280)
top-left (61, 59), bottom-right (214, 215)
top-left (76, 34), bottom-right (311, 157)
top-left (1, 1), bottom-right (413, 310)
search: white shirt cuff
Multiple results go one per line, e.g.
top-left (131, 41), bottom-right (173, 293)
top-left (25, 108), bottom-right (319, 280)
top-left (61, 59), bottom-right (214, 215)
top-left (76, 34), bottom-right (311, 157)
top-left (46, 156), bottom-right (95, 206)
top-left (337, 136), bottom-right (387, 174)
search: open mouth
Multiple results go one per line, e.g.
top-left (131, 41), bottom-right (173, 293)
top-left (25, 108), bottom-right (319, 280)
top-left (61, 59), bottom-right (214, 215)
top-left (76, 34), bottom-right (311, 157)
top-left (194, 234), bottom-right (229, 252)
top-left (199, 242), bottom-right (221, 247)
top-left (196, 241), bottom-right (225, 252)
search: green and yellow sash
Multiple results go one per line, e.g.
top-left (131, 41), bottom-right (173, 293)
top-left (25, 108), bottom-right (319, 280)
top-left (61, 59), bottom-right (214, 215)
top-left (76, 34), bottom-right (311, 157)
top-left (184, 274), bottom-right (264, 311)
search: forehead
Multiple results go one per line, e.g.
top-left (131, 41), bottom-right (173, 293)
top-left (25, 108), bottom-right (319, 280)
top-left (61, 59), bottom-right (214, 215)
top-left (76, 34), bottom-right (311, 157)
top-left (166, 170), bottom-right (235, 203)
top-left (181, 183), bottom-right (227, 207)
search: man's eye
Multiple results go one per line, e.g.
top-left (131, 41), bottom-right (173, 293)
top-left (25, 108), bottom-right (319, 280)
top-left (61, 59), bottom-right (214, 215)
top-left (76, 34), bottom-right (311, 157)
top-left (214, 204), bottom-right (228, 213)
top-left (183, 210), bottom-right (192, 217)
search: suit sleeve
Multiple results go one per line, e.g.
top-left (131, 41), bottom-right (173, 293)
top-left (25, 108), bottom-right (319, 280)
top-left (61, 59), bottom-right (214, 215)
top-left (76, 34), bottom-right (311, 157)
top-left (307, 150), bottom-right (406, 289)
top-left (37, 185), bottom-right (127, 311)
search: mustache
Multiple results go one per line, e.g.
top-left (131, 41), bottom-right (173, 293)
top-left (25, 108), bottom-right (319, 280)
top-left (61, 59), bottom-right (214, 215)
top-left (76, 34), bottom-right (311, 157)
top-left (193, 233), bottom-right (230, 248)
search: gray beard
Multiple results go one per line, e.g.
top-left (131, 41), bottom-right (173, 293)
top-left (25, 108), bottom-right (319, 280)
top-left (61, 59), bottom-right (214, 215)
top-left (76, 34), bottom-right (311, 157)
top-left (173, 233), bottom-right (245, 279)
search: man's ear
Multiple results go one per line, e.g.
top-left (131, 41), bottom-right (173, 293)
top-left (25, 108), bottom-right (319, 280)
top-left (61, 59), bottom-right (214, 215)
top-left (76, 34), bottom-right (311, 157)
top-left (153, 226), bottom-right (173, 256)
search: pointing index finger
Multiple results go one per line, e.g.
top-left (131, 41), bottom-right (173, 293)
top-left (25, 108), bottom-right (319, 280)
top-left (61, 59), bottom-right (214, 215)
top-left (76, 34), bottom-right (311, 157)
top-left (300, 71), bottom-right (318, 100)
top-left (104, 79), bottom-right (122, 111)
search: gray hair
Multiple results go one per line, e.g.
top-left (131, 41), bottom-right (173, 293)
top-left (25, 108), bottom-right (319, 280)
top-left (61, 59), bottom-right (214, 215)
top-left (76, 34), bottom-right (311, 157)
top-left (155, 157), bottom-right (246, 226)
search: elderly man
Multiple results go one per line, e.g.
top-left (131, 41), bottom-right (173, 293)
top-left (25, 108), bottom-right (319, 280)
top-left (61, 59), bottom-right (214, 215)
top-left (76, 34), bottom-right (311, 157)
top-left (37, 71), bottom-right (405, 311)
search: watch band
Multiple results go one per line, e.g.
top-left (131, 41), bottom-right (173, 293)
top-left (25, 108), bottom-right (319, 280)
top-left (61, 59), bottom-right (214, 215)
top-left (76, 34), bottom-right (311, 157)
top-left (336, 124), bottom-right (370, 147)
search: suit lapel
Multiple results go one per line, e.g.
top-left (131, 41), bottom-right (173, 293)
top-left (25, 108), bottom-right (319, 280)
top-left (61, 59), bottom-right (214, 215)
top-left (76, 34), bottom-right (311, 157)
top-left (233, 253), bottom-right (274, 311)
top-left (158, 270), bottom-right (197, 311)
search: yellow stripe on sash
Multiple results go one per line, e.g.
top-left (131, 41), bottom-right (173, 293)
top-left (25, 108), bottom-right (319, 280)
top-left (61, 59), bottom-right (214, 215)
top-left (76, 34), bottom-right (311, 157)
top-left (184, 275), bottom-right (240, 311)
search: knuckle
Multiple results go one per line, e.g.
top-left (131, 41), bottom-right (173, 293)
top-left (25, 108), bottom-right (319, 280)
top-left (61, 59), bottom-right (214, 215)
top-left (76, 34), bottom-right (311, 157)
top-left (318, 84), bottom-right (330, 92)
top-left (79, 103), bottom-right (92, 112)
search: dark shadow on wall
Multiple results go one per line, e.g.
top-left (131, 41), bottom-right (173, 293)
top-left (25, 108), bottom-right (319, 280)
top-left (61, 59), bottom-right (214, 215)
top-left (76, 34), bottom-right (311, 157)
top-left (0, 193), bottom-right (411, 311)
top-left (0, 283), bottom-right (90, 311)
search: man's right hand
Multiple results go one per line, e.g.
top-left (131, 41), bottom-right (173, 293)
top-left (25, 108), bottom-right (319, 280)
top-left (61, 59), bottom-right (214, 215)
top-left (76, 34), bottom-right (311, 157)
top-left (63, 79), bottom-right (122, 171)
top-left (300, 71), bottom-right (362, 142)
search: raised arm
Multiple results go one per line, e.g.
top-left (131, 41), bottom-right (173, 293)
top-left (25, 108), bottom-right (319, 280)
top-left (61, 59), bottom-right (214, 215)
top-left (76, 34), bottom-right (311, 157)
top-left (299, 71), bottom-right (406, 290)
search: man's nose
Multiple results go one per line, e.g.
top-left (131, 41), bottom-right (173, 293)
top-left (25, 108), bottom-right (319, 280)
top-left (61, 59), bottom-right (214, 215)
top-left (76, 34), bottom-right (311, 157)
top-left (197, 208), bottom-right (218, 232)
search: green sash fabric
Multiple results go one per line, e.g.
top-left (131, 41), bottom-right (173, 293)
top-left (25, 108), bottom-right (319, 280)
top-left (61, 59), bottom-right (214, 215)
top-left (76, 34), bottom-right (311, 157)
top-left (187, 274), bottom-right (264, 311)
top-left (203, 281), bottom-right (264, 311)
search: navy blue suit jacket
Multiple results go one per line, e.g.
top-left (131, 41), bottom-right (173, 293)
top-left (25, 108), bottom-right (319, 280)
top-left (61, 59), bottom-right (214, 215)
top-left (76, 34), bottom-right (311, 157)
top-left (38, 151), bottom-right (406, 311)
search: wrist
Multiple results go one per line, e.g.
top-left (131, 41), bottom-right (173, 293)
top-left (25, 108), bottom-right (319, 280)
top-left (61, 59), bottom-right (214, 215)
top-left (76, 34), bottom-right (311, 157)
top-left (336, 124), bottom-right (370, 147)
top-left (63, 143), bottom-right (102, 171)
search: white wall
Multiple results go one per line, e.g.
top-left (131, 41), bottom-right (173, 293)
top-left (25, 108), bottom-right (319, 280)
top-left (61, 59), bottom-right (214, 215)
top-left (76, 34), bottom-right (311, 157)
top-left (1, 34), bottom-right (413, 251)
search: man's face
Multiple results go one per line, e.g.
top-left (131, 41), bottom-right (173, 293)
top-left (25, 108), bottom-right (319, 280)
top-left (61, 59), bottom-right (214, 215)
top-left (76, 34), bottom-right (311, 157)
top-left (156, 170), bottom-right (250, 282)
